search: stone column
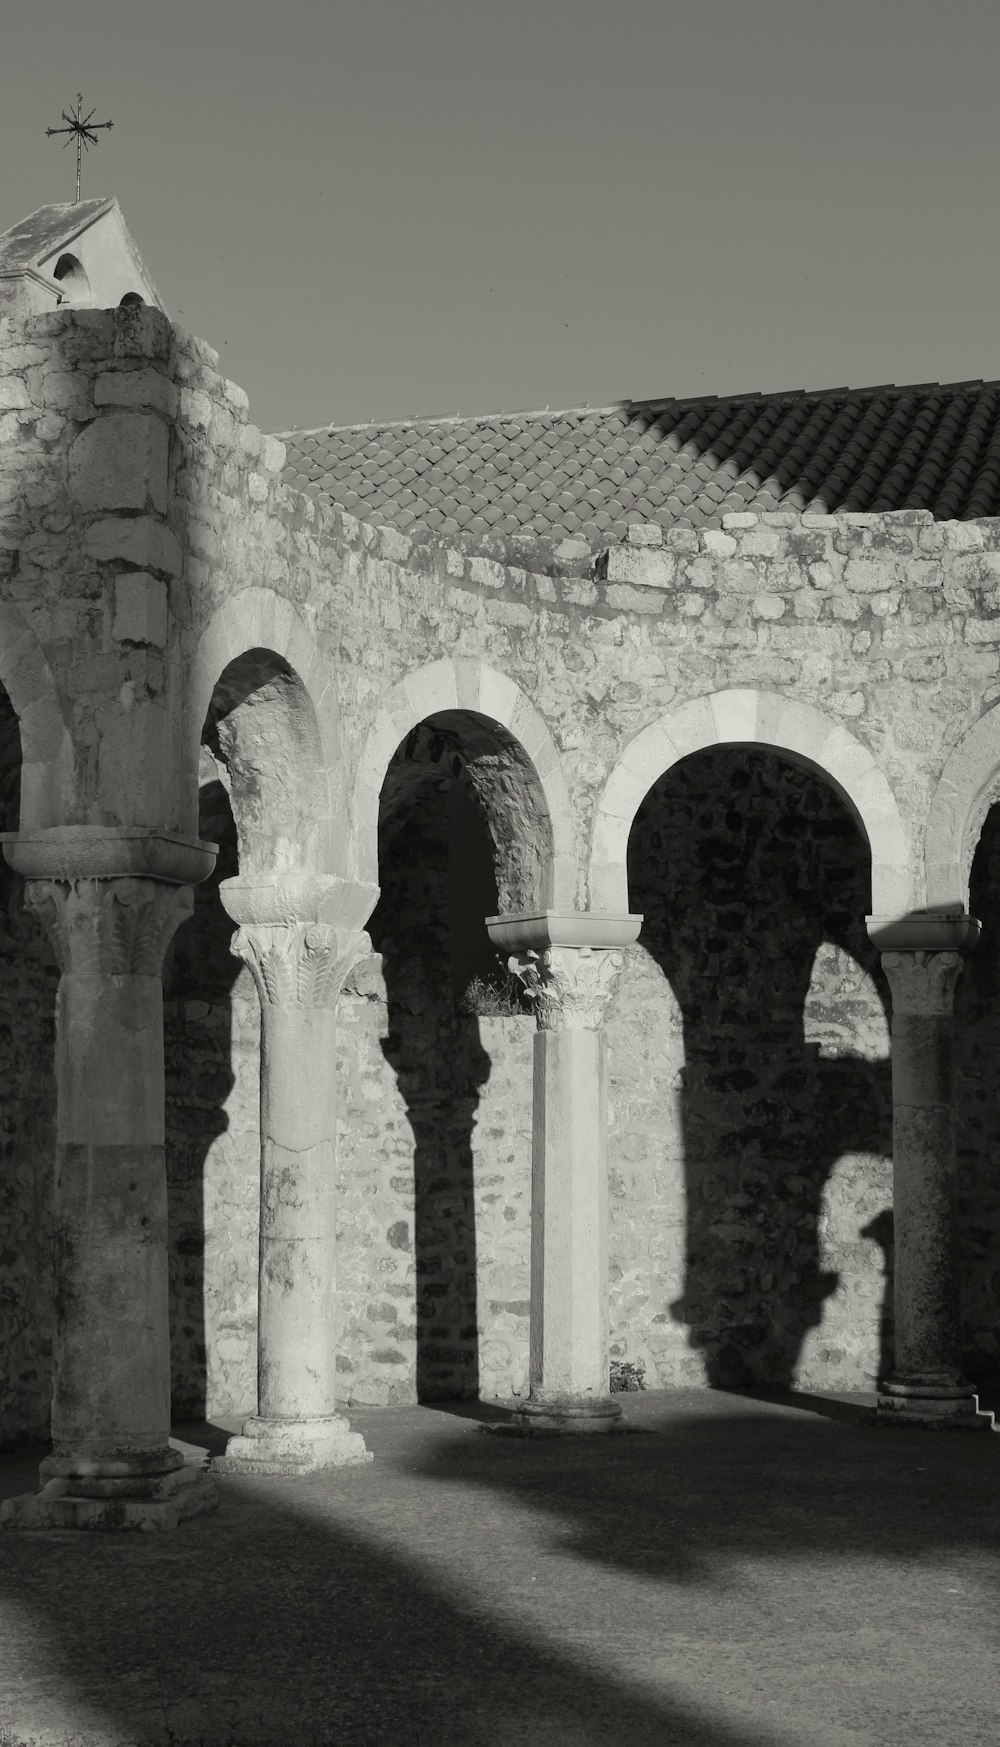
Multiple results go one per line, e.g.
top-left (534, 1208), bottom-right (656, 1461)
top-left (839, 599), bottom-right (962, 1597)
top-left (488, 910), bottom-right (641, 1433)
top-left (213, 875), bottom-right (377, 1473)
top-left (867, 913), bottom-right (993, 1429)
top-left (0, 828), bottom-right (219, 1530)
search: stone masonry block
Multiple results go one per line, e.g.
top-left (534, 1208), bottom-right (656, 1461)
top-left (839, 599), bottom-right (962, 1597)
top-left (84, 516), bottom-right (183, 576)
top-left (709, 690), bottom-right (759, 744)
top-left (701, 530), bottom-right (737, 558)
top-left (113, 573), bottom-right (168, 647)
top-left (111, 304), bottom-right (172, 362)
top-left (94, 369), bottom-right (178, 417)
top-left (627, 523), bottom-right (663, 547)
top-left (69, 414), bottom-right (169, 514)
top-left (0, 377), bottom-right (31, 411)
top-left (605, 546), bottom-right (673, 589)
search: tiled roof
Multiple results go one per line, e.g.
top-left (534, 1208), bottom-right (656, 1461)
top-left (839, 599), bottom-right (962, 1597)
top-left (278, 380), bottom-right (1000, 545)
top-left (0, 198), bottom-right (115, 270)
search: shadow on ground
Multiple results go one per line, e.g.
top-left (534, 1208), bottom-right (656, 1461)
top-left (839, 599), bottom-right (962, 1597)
top-left (1, 1393), bottom-right (999, 1747)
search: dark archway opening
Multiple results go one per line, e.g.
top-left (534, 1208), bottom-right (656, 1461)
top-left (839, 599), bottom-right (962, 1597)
top-left (0, 687), bottom-right (57, 1447)
top-left (624, 746), bottom-right (893, 1392)
top-left (368, 712), bottom-right (537, 1403)
top-left (956, 798), bottom-right (1000, 1392)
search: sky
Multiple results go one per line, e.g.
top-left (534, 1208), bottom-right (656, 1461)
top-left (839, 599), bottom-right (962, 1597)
top-left (3, 0), bottom-right (1000, 436)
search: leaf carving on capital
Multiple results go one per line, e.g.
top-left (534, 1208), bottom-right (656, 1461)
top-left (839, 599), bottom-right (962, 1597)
top-left (232, 923), bottom-right (372, 1009)
top-left (509, 944), bottom-right (625, 1031)
top-left (24, 878), bottom-right (194, 977)
top-left (881, 949), bottom-right (965, 1018)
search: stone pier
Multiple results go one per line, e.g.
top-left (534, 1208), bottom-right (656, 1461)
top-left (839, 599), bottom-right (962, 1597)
top-left (213, 874), bottom-right (376, 1473)
top-left (489, 910), bottom-right (641, 1433)
top-left (0, 829), bottom-right (219, 1530)
top-left (868, 914), bottom-right (994, 1430)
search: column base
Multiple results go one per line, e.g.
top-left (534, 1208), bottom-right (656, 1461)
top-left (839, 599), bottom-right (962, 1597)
top-left (0, 1463), bottom-right (218, 1531)
top-left (211, 1413), bottom-right (373, 1474)
top-left (496, 1393), bottom-right (624, 1436)
top-left (876, 1376), bottom-right (996, 1430)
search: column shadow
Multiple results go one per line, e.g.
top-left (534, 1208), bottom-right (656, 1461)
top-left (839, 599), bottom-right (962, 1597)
top-left (163, 776), bottom-right (242, 1421)
top-left (0, 694), bottom-right (58, 1449)
top-left (956, 797), bottom-right (1000, 1391)
top-left (0, 1412), bottom-right (846, 1747)
top-left (626, 748), bottom-right (893, 1391)
top-left (370, 771), bottom-right (491, 1403)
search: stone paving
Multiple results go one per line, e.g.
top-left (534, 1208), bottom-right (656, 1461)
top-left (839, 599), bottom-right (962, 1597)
top-left (0, 1388), bottom-right (998, 1747)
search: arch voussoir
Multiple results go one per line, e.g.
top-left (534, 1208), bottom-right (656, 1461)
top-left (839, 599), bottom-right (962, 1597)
top-left (186, 587), bottom-right (346, 873)
top-left (589, 687), bottom-right (912, 917)
top-left (926, 706), bottom-right (1000, 910)
top-left (352, 655), bottom-right (576, 908)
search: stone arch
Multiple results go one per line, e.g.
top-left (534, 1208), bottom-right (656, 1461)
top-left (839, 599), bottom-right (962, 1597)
top-left (590, 688), bottom-right (910, 916)
top-left (925, 705), bottom-right (1000, 911)
top-left (186, 588), bottom-right (346, 876)
top-left (353, 657), bottom-right (576, 910)
top-left (0, 600), bottom-right (73, 829)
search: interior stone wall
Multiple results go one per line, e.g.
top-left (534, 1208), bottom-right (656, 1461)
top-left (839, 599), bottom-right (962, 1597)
top-left (606, 749), bottom-right (895, 1392)
top-left (956, 800), bottom-right (1000, 1388)
top-left (9, 742), bottom-right (1000, 1432)
top-left (157, 744), bottom-right (1000, 1415)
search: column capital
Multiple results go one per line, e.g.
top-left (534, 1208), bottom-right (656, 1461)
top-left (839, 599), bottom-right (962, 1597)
top-left (231, 922), bottom-right (371, 1009)
top-left (509, 943), bottom-right (626, 1031)
top-left (2, 827), bottom-right (217, 886)
top-left (219, 873), bottom-right (378, 931)
top-left (25, 876), bottom-right (193, 977)
top-left (879, 949), bottom-right (965, 1018)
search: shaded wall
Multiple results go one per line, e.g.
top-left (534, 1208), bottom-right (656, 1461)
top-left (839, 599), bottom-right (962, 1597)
top-left (607, 750), bottom-right (895, 1391)
top-left (0, 693), bottom-right (57, 1445)
top-left (956, 799), bottom-right (1000, 1388)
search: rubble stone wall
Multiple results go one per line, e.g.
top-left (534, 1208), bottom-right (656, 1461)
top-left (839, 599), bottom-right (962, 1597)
top-left (2, 305), bottom-right (1000, 1438)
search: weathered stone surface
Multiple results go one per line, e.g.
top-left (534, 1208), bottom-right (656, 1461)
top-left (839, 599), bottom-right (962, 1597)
top-left (112, 572), bottom-right (168, 646)
top-left (6, 296), bottom-right (1000, 1464)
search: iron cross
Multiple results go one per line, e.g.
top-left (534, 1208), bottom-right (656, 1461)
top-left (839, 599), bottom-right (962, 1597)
top-left (46, 94), bottom-right (114, 203)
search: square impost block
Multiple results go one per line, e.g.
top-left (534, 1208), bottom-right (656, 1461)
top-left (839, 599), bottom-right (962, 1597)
top-left (866, 914), bottom-right (981, 954)
top-left (486, 910), bottom-right (643, 955)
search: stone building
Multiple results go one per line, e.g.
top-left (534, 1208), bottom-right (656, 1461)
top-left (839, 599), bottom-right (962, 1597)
top-left (0, 196), bottom-right (998, 1528)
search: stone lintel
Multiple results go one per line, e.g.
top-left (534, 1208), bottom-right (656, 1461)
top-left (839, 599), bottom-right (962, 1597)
top-left (866, 912), bottom-right (981, 955)
top-left (220, 872), bottom-right (379, 929)
top-left (1, 826), bottom-right (217, 886)
top-left (486, 909), bottom-right (642, 955)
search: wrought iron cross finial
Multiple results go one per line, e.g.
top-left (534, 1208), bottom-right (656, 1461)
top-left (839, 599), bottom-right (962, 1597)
top-left (46, 94), bottom-right (114, 203)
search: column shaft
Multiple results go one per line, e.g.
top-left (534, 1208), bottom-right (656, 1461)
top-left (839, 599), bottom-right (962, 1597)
top-left (257, 1001), bottom-right (338, 1419)
top-left (877, 942), bottom-right (993, 1429)
top-left (213, 891), bottom-right (375, 1474)
top-left (502, 930), bottom-right (635, 1433)
top-left (49, 967), bottom-right (175, 1469)
top-left (1, 873), bottom-right (219, 1530)
top-left (530, 1027), bottom-right (610, 1399)
top-left (890, 1006), bottom-right (961, 1380)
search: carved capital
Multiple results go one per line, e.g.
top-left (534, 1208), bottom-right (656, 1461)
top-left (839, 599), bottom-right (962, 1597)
top-left (25, 877), bottom-right (194, 978)
top-left (232, 923), bottom-right (371, 1009)
top-left (509, 944), bottom-right (625, 1031)
top-left (881, 949), bottom-right (965, 1018)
